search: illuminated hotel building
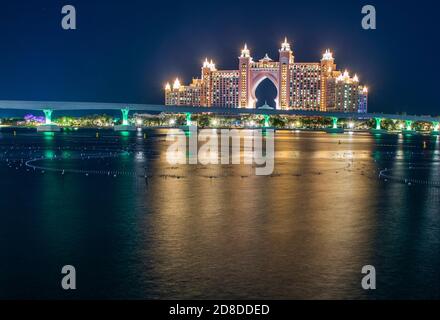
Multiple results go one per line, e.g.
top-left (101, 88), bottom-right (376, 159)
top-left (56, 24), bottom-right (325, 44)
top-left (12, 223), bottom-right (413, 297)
top-left (164, 38), bottom-right (368, 113)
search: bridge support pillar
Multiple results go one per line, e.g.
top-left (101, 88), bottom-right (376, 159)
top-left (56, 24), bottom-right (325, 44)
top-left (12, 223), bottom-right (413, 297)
top-left (375, 117), bottom-right (382, 130)
top-left (264, 115), bottom-right (270, 128)
top-left (432, 121), bottom-right (440, 136)
top-left (332, 117), bottom-right (338, 129)
top-left (402, 120), bottom-right (416, 135)
top-left (324, 117), bottom-right (344, 134)
top-left (371, 117), bottom-right (387, 134)
top-left (178, 113), bottom-right (194, 130)
top-left (186, 113), bottom-right (192, 127)
top-left (43, 109), bottom-right (53, 125)
top-left (121, 108), bottom-right (129, 126)
top-left (114, 107), bottom-right (136, 131)
top-left (37, 108), bottom-right (60, 132)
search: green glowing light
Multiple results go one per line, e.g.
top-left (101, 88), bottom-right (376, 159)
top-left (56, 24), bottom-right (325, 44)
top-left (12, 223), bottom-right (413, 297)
top-left (121, 108), bottom-right (130, 126)
top-left (120, 131), bottom-right (130, 137)
top-left (44, 150), bottom-right (55, 159)
top-left (62, 151), bottom-right (72, 159)
top-left (375, 118), bottom-right (383, 130)
top-left (186, 113), bottom-right (192, 126)
top-left (43, 109), bottom-right (53, 125)
top-left (184, 129), bottom-right (192, 137)
top-left (331, 117), bottom-right (338, 129)
top-left (405, 120), bottom-right (413, 131)
top-left (433, 122), bottom-right (439, 132)
top-left (264, 115), bottom-right (270, 128)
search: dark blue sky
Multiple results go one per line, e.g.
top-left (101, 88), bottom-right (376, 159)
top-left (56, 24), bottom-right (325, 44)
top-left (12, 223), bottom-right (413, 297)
top-left (0, 0), bottom-right (438, 115)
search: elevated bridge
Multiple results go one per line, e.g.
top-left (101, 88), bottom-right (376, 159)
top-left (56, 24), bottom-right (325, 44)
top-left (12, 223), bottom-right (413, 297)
top-left (0, 100), bottom-right (439, 134)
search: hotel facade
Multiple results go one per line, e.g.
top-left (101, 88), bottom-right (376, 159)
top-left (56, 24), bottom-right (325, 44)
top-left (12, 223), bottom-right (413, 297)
top-left (165, 39), bottom-right (368, 113)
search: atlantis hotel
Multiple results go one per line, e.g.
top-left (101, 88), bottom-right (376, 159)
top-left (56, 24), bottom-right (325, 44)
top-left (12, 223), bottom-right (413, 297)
top-left (164, 38), bottom-right (368, 113)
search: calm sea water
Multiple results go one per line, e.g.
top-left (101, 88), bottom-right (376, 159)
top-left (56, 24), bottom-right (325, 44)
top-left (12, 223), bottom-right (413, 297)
top-left (0, 128), bottom-right (439, 299)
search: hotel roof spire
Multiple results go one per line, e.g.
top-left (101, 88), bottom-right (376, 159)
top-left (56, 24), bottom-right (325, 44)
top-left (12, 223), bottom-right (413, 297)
top-left (173, 78), bottom-right (181, 90)
top-left (240, 43), bottom-right (251, 58)
top-left (322, 49), bottom-right (334, 61)
top-left (280, 37), bottom-right (291, 51)
top-left (203, 57), bottom-right (216, 71)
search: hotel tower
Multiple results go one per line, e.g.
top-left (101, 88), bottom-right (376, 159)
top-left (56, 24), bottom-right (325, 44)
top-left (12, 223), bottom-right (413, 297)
top-left (165, 38), bottom-right (368, 113)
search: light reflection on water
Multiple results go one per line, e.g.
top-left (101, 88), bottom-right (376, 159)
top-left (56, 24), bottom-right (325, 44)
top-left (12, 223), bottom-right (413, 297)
top-left (0, 129), bottom-right (439, 299)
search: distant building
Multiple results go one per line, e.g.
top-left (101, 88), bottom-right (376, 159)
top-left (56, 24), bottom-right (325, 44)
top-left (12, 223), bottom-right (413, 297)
top-left (358, 86), bottom-right (369, 114)
top-left (331, 71), bottom-right (369, 113)
top-left (165, 39), bottom-right (368, 113)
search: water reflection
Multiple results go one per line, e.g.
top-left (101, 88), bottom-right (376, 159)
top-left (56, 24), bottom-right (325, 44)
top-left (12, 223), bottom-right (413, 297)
top-left (0, 130), bottom-right (439, 299)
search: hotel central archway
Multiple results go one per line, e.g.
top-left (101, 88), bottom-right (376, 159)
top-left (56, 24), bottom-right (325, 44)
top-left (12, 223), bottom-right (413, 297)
top-left (250, 71), bottom-right (280, 109)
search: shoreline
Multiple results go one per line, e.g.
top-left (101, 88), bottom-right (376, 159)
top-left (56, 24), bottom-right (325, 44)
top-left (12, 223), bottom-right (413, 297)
top-left (0, 125), bottom-right (434, 136)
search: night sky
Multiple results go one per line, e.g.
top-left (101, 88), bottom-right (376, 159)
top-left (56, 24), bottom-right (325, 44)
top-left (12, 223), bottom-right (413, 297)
top-left (0, 0), bottom-right (438, 115)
